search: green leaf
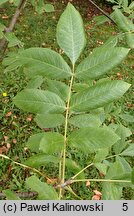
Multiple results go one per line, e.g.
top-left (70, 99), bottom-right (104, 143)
top-left (26, 133), bottom-right (44, 153)
top-left (76, 47), bottom-right (129, 80)
top-left (66, 159), bottom-right (85, 179)
top-left (94, 163), bottom-right (108, 175)
top-left (69, 114), bottom-right (102, 128)
top-left (44, 4), bottom-right (54, 12)
top-left (70, 80), bottom-right (130, 112)
top-left (73, 82), bottom-right (91, 92)
top-left (3, 189), bottom-right (21, 200)
top-left (131, 168), bottom-right (134, 184)
top-left (119, 113), bottom-right (134, 122)
top-left (102, 183), bottom-right (122, 200)
top-left (4, 32), bottom-right (24, 47)
top-left (112, 9), bottom-right (134, 32)
top-left (126, 33), bottom-right (134, 48)
top-left (94, 148), bottom-right (109, 163)
top-left (0, 23), bottom-right (5, 39)
top-left (93, 15), bottom-right (109, 25)
top-left (102, 157), bottom-right (131, 200)
top-left (129, 2), bottom-right (134, 10)
top-left (120, 144), bottom-right (134, 157)
top-left (102, 156), bottom-right (132, 199)
top-left (4, 48), bottom-right (72, 80)
top-left (26, 176), bottom-right (58, 199)
top-left (56, 3), bottom-right (86, 64)
top-left (0, 0), bottom-right (8, 5)
top-left (13, 89), bottom-right (65, 114)
top-left (39, 132), bottom-right (64, 154)
top-left (26, 76), bottom-right (44, 89)
top-left (46, 79), bottom-right (69, 101)
top-left (113, 124), bottom-right (132, 154)
top-left (101, 36), bottom-right (118, 48)
top-left (35, 113), bottom-right (64, 128)
top-left (24, 154), bottom-right (59, 168)
top-left (68, 126), bottom-right (120, 153)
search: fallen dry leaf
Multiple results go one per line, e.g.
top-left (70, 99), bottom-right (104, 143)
top-left (47, 178), bottom-right (57, 185)
top-left (4, 136), bottom-right (9, 142)
top-left (6, 111), bottom-right (12, 117)
top-left (6, 143), bottom-right (11, 149)
top-left (12, 139), bottom-right (17, 144)
top-left (2, 15), bottom-right (9, 19)
top-left (0, 146), bottom-right (8, 154)
top-left (86, 181), bottom-right (91, 187)
top-left (92, 195), bottom-right (101, 200)
top-left (93, 190), bottom-right (102, 196)
top-left (26, 114), bottom-right (33, 122)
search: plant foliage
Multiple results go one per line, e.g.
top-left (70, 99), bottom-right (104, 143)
top-left (3, 3), bottom-right (133, 200)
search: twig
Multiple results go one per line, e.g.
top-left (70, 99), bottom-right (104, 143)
top-left (0, 0), bottom-right (26, 58)
top-left (0, 191), bottom-right (38, 199)
top-left (88, 0), bottom-right (117, 25)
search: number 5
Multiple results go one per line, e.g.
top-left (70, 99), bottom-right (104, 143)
top-left (122, 203), bottom-right (128, 211)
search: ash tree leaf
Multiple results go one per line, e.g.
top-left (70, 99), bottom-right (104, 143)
top-left (94, 163), bottom-right (108, 175)
top-left (3, 189), bottom-right (21, 200)
top-left (66, 158), bottom-right (85, 179)
top-left (112, 9), bottom-right (134, 32)
top-left (73, 82), bottom-right (90, 92)
top-left (44, 4), bottom-right (54, 12)
top-left (26, 133), bottom-right (44, 153)
top-left (46, 79), bottom-right (69, 101)
top-left (69, 114), bottom-right (102, 128)
top-left (131, 168), bottom-right (134, 184)
top-left (0, 0), bottom-right (9, 5)
top-left (4, 32), bottom-right (24, 48)
top-left (102, 156), bottom-right (132, 199)
top-left (76, 47), bottom-right (129, 80)
top-left (4, 48), bottom-right (72, 80)
top-left (39, 132), bottom-right (64, 154)
top-left (26, 176), bottom-right (58, 200)
top-left (35, 113), bottom-right (64, 129)
top-left (112, 9), bottom-right (134, 48)
top-left (24, 154), bottom-right (59, 168)
top-left (56, 3), bottom-right (86, 64)
top-left (13, 89), bottom-right (65, 114)
top-left (68, 126), bottom-right (120, 153)
top-left (120, 144), bottom-right (134, 157)
top-left (26, 76), bottom-right (44, 89)
top-left (113, 124), bottom-right (132, 154)
top-left (126, 33), bottom-right (134, 48)
top-left (94, 148), bottom-right (109, 163)
top-left (119, 113), bottom-right (134, 123)
top-left (70, 80), bottom-right (131, 112)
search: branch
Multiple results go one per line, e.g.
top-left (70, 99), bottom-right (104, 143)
top-left (0, 191), bottom-right (38, 199)
top-left (0, 0), bottom-right (26, 58)
top-left (88, 0), bottom-right (117, 25)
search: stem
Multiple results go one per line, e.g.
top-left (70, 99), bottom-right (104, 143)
top-left (88, 0), bottom-right (117, 25)
top-left (71, 163), bottom-right (94, 179)
top-left (0, 154), bottom-right (51, 181)
top-left (59, 65), bottom-right (75, 199)
top-left (71, 178), bottom-right (131, 184)
top-left (0, 0), bottom-right (26, 59)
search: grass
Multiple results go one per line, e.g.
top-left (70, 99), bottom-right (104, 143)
top-left (0, 0), bottom-right (133, 199)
